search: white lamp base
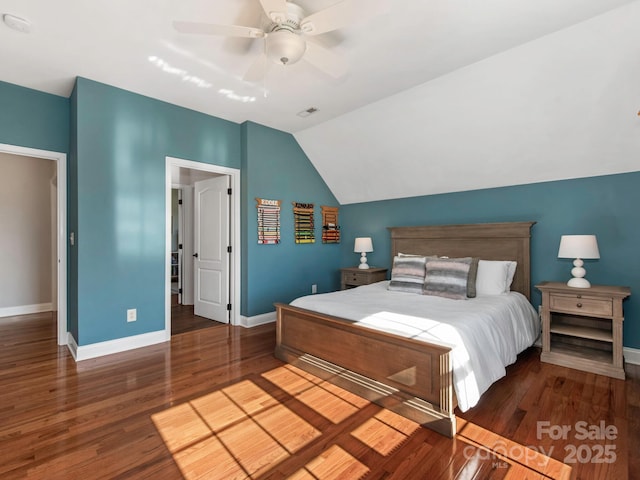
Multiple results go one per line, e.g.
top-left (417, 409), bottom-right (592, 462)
top-left (359, 252), bottom-right (370, 269)
top-left (567, 277), bottom-right (591, 288)
top-left (566, 258), bottom-right (591, 288)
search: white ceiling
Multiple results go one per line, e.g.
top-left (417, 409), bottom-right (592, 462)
top-left (1, 0), bottom-right (638, 203)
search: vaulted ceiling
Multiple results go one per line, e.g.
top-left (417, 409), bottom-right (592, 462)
top-left (1, 0), bottom-right (638, 203)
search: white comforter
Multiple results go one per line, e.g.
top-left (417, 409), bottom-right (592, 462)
top-left (290, 281), bottom-right (540, 411)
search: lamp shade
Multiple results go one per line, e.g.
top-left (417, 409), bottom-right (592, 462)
top-left (558, 235), bottom-right (600, 259)
top-left (354, 237), bottom-right (373, 253)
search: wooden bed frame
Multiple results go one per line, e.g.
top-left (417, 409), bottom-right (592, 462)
top-left (274, 221), bottom-right (535, 437)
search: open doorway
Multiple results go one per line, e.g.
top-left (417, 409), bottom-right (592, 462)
top-left (165, 157), bottom-right (240, 338)
top-left (170, 175), bottom-right (229, 335)
top-left (0, 143), bottom-right (67, 345)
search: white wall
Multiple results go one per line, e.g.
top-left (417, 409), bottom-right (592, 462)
top-left (295, 1), bottom-right (640, 204)
top-left (0, 152), bottom-right (54, 311)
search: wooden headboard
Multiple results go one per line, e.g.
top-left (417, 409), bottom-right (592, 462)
top-left (388, 222), bottom-right (536, 300)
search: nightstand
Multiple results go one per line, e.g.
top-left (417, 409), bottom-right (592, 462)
top-left (340, 267), bottom-right (387, 290)
top-left (536, 281), bottom-right (630, 379)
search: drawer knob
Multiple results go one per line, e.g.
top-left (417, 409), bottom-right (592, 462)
top-left (576, 303), bottom-right (582, 308)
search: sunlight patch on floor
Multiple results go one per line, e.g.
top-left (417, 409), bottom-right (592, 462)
top-left (151, 378), bottom-right (321, 479)
top-left (150, 365), bottom-right (569, 479)
top-left (351, 409), bottom-right (420, 456)
top-left (262, 363), bottom-right (370, 424)
top-left (287, 445), bottom-right (369, 480)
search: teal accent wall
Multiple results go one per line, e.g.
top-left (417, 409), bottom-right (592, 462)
top-left (3, 78), bottom-right (638, 352)
top-left (72, 78), bottom-right (241, 345)
top-left (341, 172), bottom-right (640, 349)
top-left (241, 122), bottom-right (341, 316)
top-left (0, 78), bottom-right (338, 345)
top-left (0, 81), bottom-right (74, 335)
top-left (0, 81), bottom-right (69, 153)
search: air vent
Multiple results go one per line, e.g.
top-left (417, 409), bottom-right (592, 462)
top-left (297, 107), bottom-right (318, 118)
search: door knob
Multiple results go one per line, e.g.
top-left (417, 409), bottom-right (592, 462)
top-left (193, 253), bottom-right (198, 258)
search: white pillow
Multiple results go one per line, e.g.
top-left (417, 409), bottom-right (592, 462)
top-left (506, 261), bottom-right (517, 288)
top-left (476, 260), bottom-right (517, 296)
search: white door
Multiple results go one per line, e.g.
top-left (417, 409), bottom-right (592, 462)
top-left (194, 176), bottom-right (230, 323)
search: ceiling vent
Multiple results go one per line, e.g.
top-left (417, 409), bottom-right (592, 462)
top-left (297, 107), bottom-right (319, 118)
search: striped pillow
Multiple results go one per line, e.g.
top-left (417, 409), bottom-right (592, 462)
top-left (423, 257), bottom-right (472, 300)
top-left (467, 257), bottom-right (480, 298)
top-left (388, 255), bottom-right (428, 294)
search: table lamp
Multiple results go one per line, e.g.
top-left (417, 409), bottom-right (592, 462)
top-left (557, 235), bottom-right (600, 288)
top-left (354, 237), bottom-right (373, 269)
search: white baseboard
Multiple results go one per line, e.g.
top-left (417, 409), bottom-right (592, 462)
top-left (239, 311), bottom-right (276, 328)
top-left (624, 347), bottom-right (640, 366)
top-left (67, 330), bottom-right (169, 361)
top-left (67, 333), bottom-right (79, 359)
top-left (0, 303), bottom-right (53, 318)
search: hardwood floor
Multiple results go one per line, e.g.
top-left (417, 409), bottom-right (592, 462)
top-left (171, 303), bottom-right (223, 336)
top-left (0, 311), bottom-right (637, 479)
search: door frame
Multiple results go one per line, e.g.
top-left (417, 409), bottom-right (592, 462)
top-left (170, 187), bottom-right (183, 305)
top-left (176, 188), bottom-right (183, 305)
top-left (0, 143), bottom-right (67, 345)
top-left (176, 185), bottom-right (195, 306)
top-left (165, 156), bottom-right (240, 334)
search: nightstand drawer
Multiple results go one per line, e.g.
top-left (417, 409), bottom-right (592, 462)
top-left (344, 272), bottom-right (367, 285)
top-left (549, 294), bottom-right (612, 317)
top-left (340, 267), bottom-right (388, 290)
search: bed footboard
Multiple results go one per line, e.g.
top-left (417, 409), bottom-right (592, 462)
top-left (274, 303), bottom-right (456, 437)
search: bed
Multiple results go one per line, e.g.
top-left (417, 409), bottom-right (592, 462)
top-left (274, 222), bottom-right (538, 437)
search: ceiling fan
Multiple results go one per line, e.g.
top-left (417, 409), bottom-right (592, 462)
top-left (173, 0), bottom-right (379, 82)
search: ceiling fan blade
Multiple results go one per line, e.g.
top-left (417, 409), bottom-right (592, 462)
top-left (258, 0), bottom-right (288, 23)
top-left (243, 54), bottom-right (270, 82)
top-left (223, 7), bottom-right (265, 54)
top-left (300, 0), bottom-right (390, 36)
top-left (300, 0), bottom-right (358, 35)
top-left (173, 21), bottom-right (264, 39)
top-left (303, 41), bottom-right (348, 79)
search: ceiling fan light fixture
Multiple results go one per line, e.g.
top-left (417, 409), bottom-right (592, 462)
top-left (266, 30), bottom-right (306, 66)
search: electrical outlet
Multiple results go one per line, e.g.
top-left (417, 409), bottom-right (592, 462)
top-left (311, 284), bottom-right (317, 294)
top-left (127, 308), bottom-right (137, 322)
